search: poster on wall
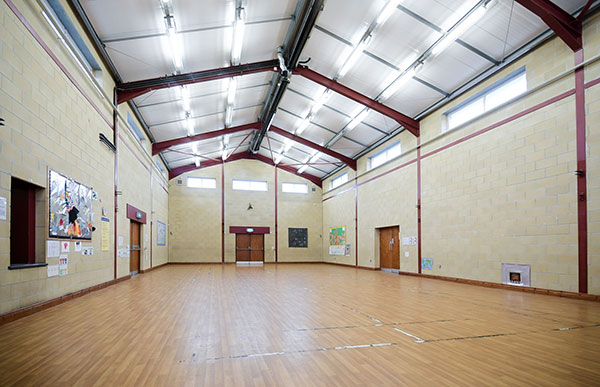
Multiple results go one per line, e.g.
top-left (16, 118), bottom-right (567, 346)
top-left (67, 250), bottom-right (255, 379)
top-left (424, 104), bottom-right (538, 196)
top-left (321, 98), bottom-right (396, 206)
top-left (157, 221), bottom-right (167, 246)
top-left (101, 217), bottom-right (110, 251)
top-left (329, 226), bottom-right (346, 255)
top-left (422, 258), bottom-right (433, 270)
top-left (48, 170), bottom-right (93, 240)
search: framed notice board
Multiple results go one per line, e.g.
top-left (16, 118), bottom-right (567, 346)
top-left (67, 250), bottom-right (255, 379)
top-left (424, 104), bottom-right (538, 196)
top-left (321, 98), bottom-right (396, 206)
top-left (288, 228), bottom-right (308, 248)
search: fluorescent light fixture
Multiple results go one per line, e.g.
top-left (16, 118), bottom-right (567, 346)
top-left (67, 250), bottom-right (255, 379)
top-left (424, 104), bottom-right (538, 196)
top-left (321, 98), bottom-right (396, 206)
top-left (192, 143), bottom-right (198, 155)
top-left (227, 77), bottom-right (237, 105)
top-left (296, 118), bottom-right (311, 135)
top-left (283, 140), bottom-right (293, 152)
top-left (431, 2), bottom-right (490, 56)
top-left (194, 156), bottom-right (201, 167)
top-left (376, 0), bottom-right (399, 25)
top-left (221, 149), bottom-right (229, 161)
top-left (186, 114), bottom-right (194, 136)
top-left (225, 105), bottom-right (233, 127)
top-left (309, 152), bottom-right (320, 164)
top-left (338, 38), bottom-right (370, 77)
top-left (181, 86), bottom-right (190, 111)
top-left (274, 153), bottom-right (284, 164)
top-left (231, 8), bottom-right (246, 65)
top-left (164, 16), bottom-right (183, 70)
top-left (380, 67), bottom-right (417, 100)
top-left (223, 134), bottom-right (230, 147)
top-left (311, 89), bottom-right (332, 114)
top-left (346, 109), bottom-right (369, 131)
top-left (297, 165), bottom-right (308, 174)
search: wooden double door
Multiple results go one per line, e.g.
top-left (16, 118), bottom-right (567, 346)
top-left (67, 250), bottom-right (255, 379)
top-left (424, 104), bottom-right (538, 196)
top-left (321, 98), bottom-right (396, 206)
top-left (379, 226), bottom-right (399, 270)
top-left (235, 234), bottom-right (264, 262)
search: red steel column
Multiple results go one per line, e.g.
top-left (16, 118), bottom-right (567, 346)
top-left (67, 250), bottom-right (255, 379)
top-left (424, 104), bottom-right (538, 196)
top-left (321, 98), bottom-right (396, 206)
top-left (575, 49), bottom-right (588, 293)
top-left (355, 177), bottom-right (358, 267)
top-left (221, 162), bottom-right (225, 263)
top-left (275, 167), bottom-right (278, 263)
top-left (417, 137), bottom-right (422, 274)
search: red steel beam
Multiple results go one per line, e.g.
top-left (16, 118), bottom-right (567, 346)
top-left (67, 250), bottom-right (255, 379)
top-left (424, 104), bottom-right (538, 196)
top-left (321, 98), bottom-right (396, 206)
top-left (169, 152), bottom-right (323, 188)
top-left (294, 66), bottom-right (420, 137)
top-left (152, 122), bottom-right (260, 155)
top-left (515, 0), bottom-right (583, 52)
top-left (117, 60), bottom-right (280, 104)
top-left (269, 125), bottom-right (357, 170)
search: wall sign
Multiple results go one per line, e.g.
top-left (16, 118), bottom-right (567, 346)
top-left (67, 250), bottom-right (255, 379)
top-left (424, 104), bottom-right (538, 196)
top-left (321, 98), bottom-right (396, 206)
top-left (157, 221), bottom-right (167, 246)
top-left (246, 228), bottom-right (254, 233)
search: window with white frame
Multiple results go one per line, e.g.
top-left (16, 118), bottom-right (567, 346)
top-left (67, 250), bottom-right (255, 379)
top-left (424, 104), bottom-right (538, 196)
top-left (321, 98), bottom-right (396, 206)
top-left (330, 172), bottom-right (348, 189)
top-left (445, 68), bottom-right (527, 131)
top-left (282, 182), bottom-right (308, 193)
top-left (187, 177), bottom-right (216, 189)
top-left (369, 141), bottom-right (401, 170)
top-left (232, 179), bottom-right (268, 191)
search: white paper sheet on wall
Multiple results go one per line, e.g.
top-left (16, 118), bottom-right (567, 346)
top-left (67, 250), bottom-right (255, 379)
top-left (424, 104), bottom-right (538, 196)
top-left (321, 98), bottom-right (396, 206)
top-left (74, 241), bottom-right (82, 252)
top-left (0, 197), bottom-right (6, 220)
top-left (61, 241), bottom-right (70, 252)
top-left (118, 236), bottom-right (124, 246)
top-left (47, 240), bottom-right (60, 258)
top-left (59, 255), bottom-right (68, 276)
top-left (47, 264), bottom-right (59, 277)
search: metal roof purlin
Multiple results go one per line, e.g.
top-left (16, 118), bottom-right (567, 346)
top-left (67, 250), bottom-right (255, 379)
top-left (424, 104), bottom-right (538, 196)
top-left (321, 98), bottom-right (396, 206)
top-left (294, 66), bottom-right (420, 137)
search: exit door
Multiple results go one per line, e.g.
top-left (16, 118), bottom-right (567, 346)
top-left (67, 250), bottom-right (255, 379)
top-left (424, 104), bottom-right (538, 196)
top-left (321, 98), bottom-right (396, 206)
top-left (236, 234), bottom-right (264, 262)
top-left (130, 221), bottom-right (141, 275)
top-left (379, 226), bottom-right (399, 270)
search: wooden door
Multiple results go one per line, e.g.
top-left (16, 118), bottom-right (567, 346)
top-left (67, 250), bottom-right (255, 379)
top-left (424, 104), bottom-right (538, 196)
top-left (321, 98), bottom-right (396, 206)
top-left (379, 226), bottom-right (399, 270)
top-left (250, 234), bottom-right (264, 261)
top-left (130, 221), bottom-right (141, 273)
top-left (236, 234), bottom-right (250, 261)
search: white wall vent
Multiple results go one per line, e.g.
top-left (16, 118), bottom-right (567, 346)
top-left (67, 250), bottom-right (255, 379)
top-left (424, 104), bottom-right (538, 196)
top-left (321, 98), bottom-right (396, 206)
top-left (176, 178), bottom-right (183, 186)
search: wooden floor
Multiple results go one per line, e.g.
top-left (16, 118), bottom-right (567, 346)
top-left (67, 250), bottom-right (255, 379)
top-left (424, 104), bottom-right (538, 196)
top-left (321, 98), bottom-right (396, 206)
top-left (1, 264), bottom-right (599, 386)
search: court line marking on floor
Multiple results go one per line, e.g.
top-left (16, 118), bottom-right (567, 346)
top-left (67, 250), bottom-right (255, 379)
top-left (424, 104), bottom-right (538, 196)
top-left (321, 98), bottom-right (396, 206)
top-left (192, 342), bottom-right (398, 363)
top-left (393, 328), bottom-right (425, 343)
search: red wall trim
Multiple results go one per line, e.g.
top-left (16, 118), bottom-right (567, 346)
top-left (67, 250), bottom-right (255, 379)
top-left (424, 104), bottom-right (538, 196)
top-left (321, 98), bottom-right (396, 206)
top-left (126, 204), bottom-right (147, 224)
top-left (4, 0), bottom-right (113, 129)
top-left (354, 179), bottom-right (358, 267)
top-left (574, 49), bottom-right (588, 293)
top-left (229, 226), bottom-right (271, 234)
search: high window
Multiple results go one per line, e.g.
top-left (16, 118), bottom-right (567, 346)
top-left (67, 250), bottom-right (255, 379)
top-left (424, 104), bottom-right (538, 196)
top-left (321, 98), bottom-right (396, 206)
top-left (330, 172), bottom-right (348, 189)
top-left (232, 179), bottom-right (268, 192)
top-left (282, 182), bottom-right (308, 194)
top-left (187, 177), bottom-right (216, 189)
top-left (445, 68), bottom-right (527, 131)
top-left (369, 141), bottom-right (401, 170)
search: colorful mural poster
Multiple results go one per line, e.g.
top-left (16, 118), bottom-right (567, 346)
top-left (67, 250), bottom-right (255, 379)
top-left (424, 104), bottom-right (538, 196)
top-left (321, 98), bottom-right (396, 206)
top-left (157, 221), bottom-right (167, 246)
top-left (329, 226), bottom-right (346, 246)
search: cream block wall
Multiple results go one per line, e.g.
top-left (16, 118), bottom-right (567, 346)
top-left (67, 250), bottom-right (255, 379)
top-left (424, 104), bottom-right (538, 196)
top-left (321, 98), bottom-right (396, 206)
top-left (169, 160), bottom-right (323, 263)
top-left (225, 161), bottom-right (276, 262)
top-left (277, 168), bottom-right (322, 262)
top-left (151, 174), bottom-right (169, 267)
top-left (0, 0), bottom-right (169, 315)
top-left (322, 187), bottom-right (355, 266)
top-left (168, 165), bottom-right (222, 262)
top-left (320, 18), bottom-right (600, 294)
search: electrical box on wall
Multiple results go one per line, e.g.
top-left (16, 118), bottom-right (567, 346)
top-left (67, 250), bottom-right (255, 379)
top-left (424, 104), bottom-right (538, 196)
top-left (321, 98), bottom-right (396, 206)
top-left (502, 263), bottom-right (530, 287)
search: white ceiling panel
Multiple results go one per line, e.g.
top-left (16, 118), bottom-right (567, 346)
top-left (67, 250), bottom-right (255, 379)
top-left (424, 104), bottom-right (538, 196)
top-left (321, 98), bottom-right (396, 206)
top-left (318, 0), bottom-right (385, 44)
top-left (338, 54), bottom-right (398, 100)
top-left (363, 110), bottom-right (401, 134)
top-left (343, 122), bottom-right (386, 145)
top-left (384, 77), bottom-right (446, 117)
top-left (81, 0), bottom-right (163, 39)
top-left (298, 29), bottom-right (352, 78)
top-left (417, 41), bottom-right (491, 93)
top-left (329, 137), bottom-right (363, 158)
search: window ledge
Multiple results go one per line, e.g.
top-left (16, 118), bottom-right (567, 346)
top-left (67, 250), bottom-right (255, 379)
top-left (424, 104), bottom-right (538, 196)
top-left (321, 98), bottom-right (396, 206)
top-left (8, 263), bottom-right (48, 270)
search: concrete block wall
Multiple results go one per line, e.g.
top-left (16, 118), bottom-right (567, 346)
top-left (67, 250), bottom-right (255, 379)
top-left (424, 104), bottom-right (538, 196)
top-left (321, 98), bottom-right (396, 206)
top-left (0, 0), bottom-right (169, 315)
top-left (168, 160), bottom-right (322, 263)
top-left (320, 13), bottom-right (600, 295)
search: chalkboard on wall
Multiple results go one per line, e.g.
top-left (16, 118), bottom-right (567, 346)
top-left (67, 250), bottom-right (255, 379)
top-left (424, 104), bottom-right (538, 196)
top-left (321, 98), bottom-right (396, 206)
top-left (288, 228), bottom-right (308, 248)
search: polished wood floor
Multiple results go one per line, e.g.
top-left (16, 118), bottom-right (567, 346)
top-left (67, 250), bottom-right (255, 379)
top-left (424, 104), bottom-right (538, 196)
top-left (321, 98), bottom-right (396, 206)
top-left (0, 264), bottom-right (599, 386)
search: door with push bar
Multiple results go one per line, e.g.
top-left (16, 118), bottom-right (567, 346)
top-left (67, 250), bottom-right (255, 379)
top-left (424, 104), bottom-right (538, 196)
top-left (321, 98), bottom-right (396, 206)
top-left (236, 234), bottom-right (264, 262)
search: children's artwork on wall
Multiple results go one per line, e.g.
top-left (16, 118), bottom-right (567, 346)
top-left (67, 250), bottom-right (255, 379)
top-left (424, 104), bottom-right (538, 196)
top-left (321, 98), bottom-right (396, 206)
top-left (329, 226), bottom-right (346, 246)
top-left (422, 258), bottom-right (433, 270)
top-left (49, 170), bottom-right (93, 240)
top-left (157, 221), bottom-right (167, 246)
